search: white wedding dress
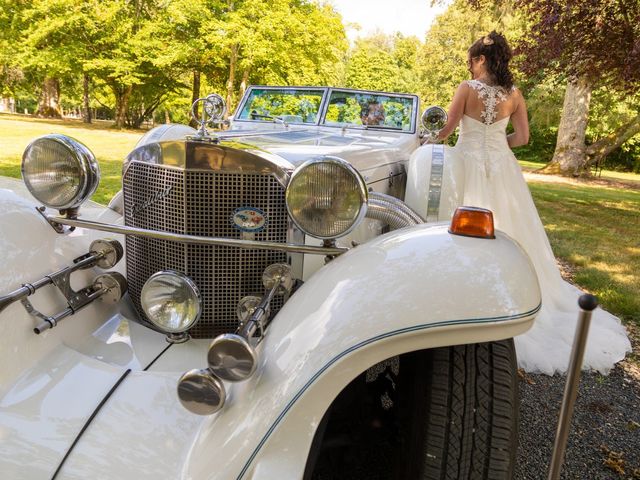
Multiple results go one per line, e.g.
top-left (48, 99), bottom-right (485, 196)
top-left (449, 80), bottom-right (631, 375)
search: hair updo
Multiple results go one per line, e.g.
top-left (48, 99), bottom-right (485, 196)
top-left (468, 31), bottom-right (514, 90)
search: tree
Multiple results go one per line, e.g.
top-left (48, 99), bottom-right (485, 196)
top-left (417, 0), bottom-right (526, 108)
top-left (7, 0), bottom-right (99, 118)
top-left (515, 0), bottom-right (640, 176)
top-left (206, 0), bottom-right (348, 114)
top-left (345, 33), bottom-right (422, 94)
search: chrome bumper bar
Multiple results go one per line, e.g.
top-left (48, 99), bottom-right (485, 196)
top-left (45, 215), bottom-right (349, 256)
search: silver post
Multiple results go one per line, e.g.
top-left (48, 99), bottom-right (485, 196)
top-left (547, 294), bottom-right (598, 480)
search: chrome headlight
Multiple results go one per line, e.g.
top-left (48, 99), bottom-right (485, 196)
top-left (21, 134), bottom-right (100, 210)
top-left (285, 156), bottom-right (368, 239)
top-left (141, 271), bottom-right (201, 334)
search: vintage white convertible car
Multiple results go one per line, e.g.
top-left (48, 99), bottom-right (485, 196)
top-left (0, 86), bottom-right (541, 479)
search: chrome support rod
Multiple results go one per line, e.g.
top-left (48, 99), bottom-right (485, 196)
top-left (47, 215), bottom-right (349, 256)
top-left (31, 287), bottom-right (106, 334)
top-left (240, 277), bottom-right (282, 340)
top-left (547, 294), bottom-right (598, 480)
top-left (0, 251), bottom-right (104, 315)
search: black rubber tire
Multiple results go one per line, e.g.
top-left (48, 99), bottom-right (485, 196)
top-left (394, 339), bottom-right (519, 480)
top-left (306, 339), bottom-right (519, 480)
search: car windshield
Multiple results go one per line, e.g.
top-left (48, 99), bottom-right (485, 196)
top-left (236, 88), bottom-right (325, 124)
top-left (322, 90), bottom-right (415, 132)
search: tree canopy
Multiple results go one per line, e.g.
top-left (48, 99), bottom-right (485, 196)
top-left (0, 0), bottom-right (637, 172)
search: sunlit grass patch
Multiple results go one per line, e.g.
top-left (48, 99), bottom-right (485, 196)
top-left (528, 180), bottom-right (640, 324)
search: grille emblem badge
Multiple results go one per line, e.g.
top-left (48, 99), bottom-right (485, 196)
top-left (132, 186), bottom-right (173, 216)
top-left (231, 207), bottom-right (267, 233)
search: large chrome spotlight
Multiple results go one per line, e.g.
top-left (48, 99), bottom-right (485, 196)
top-left (285, 156), bottom-right (368, 239)
top-left (22, 134), bottom-right (100, 211)
top-left (140, 271), bottom-right (201, 341)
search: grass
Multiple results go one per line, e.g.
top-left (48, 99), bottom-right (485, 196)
top-left (0, 113), bottom-right (142, 204)
top-left (1, 115), bottom-right (638, 328)
top-left (528, 180), bottom-right (640, 324)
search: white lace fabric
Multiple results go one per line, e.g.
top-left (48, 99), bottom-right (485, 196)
top-left (466, 79), bottom-right (510, 125)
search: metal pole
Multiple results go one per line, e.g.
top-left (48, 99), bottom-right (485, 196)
top-left (547, 294), bottom-right (598, 480)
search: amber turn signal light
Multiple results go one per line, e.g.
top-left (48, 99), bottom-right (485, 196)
top-left (449, 206), bottom-right (495, 239)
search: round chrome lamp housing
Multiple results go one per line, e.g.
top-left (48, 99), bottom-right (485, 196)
top-left (21, 134), bottom-right (100, 210)
top-left (285, 156), bottom-right (368, 239)
top-left (177, 369), bottom-right (226, 415)
top-left (140, 271), bottom-right (201, 335)
top-left (208, 334), bottom-right (258, 382)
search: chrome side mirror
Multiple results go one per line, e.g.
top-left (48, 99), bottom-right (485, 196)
top-left (420, 106), bottom-right (447, 144)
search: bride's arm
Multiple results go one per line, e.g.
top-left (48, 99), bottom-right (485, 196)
top-left (436, 82), bottom-right (468, 141)
top-left (507, 89), bottom-right (530, 148)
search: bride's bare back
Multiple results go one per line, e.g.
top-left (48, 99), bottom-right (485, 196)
top-left (438, 79), bottom-right (529, 147)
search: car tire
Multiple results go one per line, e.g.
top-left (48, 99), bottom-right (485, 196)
top-left (305, 339), bottom-right (518, 480)
top-left (394, 339), bottom-right (519, 480)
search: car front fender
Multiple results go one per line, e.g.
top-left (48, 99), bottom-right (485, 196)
top-left (404, 143), bottom-right (464, 222)
top-left (185, 223), bottom-right (541, 480)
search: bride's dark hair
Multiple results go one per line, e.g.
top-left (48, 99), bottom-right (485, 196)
top-left (468, 31), bottom-right (514, 90)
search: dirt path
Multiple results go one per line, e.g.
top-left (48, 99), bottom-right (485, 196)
top-left (522, 170), bottom-right (640, 191)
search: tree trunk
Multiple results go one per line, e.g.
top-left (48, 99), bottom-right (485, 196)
top-left (114, 85), bottom-right (132, 129)
top-left (189, 70), bottom-right (201, 128)
top-left (585, 113), bottom-right (640, 166)
top-left (82, 74), bottom-right (92, 124)
top-left (240, 69), bottom-right (250, 101)
top-left (36, 77), bottom-right (62, 118)
top-left (542, 76), bottom-right (592, 176)
top-left (226, 44), bottom-right (238, 114)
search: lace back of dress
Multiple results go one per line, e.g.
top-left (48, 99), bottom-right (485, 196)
top-left (466, 79), bottom-right (510, 125)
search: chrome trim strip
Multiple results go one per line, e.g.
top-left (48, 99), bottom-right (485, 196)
top-left (51, 369), bottom-right (132, 480)
top-left (426, 144), bottom-right (445, 222)
top-left (46, 216), bottom-right (348, 256)
top-left (236, 303), bottom-right (542, 479)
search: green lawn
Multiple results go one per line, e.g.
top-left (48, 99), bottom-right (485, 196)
top-left (1, 115), bottom-right (638, 328)
top-left (0, 113), bottom-right (142, 204)
top-left (528, 180), bottom-right (640, 324)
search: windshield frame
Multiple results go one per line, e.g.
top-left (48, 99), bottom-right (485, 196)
top-left (233, 86), bottom-right (419, 134)
top-left (232, 86), bottom-right (329, 126)
top-left (319, 88), bottom-right (419, 134)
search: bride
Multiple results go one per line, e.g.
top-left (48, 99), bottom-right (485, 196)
top-left (435, 31), bottom-right (631, 375)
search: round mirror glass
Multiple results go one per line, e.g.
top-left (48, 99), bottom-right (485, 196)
top-left (421, 106), bottom-right (448, 133)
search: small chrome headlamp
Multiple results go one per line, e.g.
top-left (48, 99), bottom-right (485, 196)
top-left (21, 134), bottom-right (100, 210)
top-left (285, 156), bottom-right (368, 239)
top-left (140, 271), bottom-right (201, 337)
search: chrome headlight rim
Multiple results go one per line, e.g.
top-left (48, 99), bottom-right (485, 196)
top-left (140, 270), bottom-right (202, 334)
top-left (285, 156), bottom-right (368, 240)
top-left (21, 134), bottom-right (100, 210)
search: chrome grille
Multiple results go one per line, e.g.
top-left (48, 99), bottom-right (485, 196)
top-left (123, 161), bottom-right (288, 338)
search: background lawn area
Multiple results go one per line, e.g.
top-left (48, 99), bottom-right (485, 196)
top-left (1, 115), bottom-right (638, 328)
top-left (528, 180), bottom-right (640, 325)
top-left (0, 114), bottom-right (142, 204)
